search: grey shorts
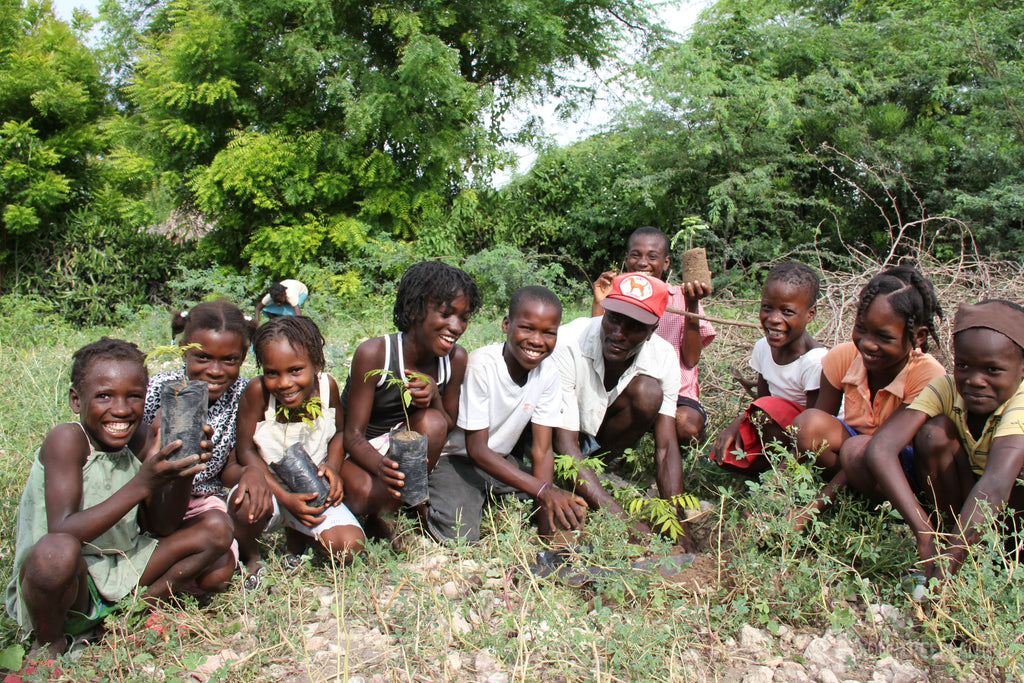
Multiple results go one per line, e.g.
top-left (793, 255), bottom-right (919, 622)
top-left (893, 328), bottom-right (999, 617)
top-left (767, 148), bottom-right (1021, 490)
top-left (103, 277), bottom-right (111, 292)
top-left (425, 453), bottom-right (531, 543)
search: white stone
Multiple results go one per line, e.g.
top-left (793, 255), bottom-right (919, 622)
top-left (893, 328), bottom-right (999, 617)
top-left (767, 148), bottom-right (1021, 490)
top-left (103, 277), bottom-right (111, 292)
top-left (444, 652), bottom-right (463, 672)
top-left (792, 634), bottom-right (813, 651)
top-left (451, 612), bottom-right (472, 635)
top-left (742, 666), bottom-right (775, 683)
top-left (816, 670), bottom-right (840, 683)
top-left (775, 662), bottom-right (810, 683)
top-left (441, 581), bottom-right (460, 599)
top-left (740, 625), bottom-right (770, 652)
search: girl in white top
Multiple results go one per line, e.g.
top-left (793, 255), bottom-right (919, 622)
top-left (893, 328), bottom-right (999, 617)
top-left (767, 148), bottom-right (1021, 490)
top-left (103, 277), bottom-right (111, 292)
top-left (226, 317), bottom-right (363, 585)
top-left (710, 262), bottom-right (826, 471)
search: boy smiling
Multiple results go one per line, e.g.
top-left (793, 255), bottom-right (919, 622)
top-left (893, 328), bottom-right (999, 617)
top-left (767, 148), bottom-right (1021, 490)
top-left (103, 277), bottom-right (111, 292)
top-left (426, 287), bottom-right (586, 542)
top-left (866, 300), bottom-right (1024, 580)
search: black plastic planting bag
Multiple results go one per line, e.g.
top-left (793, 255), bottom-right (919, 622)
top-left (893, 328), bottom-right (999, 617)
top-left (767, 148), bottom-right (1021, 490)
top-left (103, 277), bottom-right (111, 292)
top-left (390, 430), bottom-right (429, 506)
top-left (270, 442), bottom-right (330, 508)
top-left (160, 380), bottom-right (208, 462)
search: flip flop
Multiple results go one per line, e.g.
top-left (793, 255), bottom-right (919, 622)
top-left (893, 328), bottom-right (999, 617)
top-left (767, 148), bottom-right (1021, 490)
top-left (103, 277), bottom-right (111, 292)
top-left (243, 566), bottom-right (266, 591)
top-left (283, 553), bottom-right (310, 572)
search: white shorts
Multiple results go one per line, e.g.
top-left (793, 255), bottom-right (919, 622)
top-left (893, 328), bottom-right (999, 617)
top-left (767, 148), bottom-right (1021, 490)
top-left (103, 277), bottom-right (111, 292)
top-left (227, 486), bottom-right (362, 539)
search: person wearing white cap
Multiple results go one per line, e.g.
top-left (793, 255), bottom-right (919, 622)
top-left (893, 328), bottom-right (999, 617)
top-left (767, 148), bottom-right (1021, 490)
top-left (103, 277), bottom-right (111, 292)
top-left (552, 272), bottom-right (694, 544)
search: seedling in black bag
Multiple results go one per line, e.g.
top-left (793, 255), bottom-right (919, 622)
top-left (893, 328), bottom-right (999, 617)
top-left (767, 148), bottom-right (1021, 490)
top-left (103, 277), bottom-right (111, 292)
top-left (146, 343), bottom-right (207, 462)
top-left (269, 397), bottom-right (330, 508)
top-left (364, 369), bottom-right (431, 506)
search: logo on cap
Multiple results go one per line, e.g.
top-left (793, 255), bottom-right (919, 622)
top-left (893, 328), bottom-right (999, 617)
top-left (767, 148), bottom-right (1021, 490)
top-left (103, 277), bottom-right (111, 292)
top-left (600, 272), bottom-right (668, 326)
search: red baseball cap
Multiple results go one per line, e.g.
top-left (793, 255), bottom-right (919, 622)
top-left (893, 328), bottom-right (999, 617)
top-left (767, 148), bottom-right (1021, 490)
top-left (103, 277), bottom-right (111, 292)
top-left (601, 272), bottom-right (668, 325)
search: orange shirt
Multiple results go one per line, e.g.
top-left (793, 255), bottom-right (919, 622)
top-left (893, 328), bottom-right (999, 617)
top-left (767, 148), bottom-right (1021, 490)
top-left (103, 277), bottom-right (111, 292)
top-left (821, 342), bottom-right (946, 435)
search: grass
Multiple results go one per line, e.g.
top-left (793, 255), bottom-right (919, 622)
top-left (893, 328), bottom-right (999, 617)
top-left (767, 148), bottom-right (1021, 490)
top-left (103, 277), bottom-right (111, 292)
top-left (2, 257), bottom-right (1024, 681)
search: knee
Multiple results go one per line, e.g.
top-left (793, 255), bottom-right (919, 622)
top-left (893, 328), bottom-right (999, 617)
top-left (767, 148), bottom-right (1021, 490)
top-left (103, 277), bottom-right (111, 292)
top-left (792, 409), bottom-right (832, 451)
top-left (320, 526), bottom-right (365, 565)
top-left (410, 408), bottom-right (448, 442)
top-left (22, 533), bottom-right (81, 591)
top-left (676, 406), bottom-right (706, 443)
top-left (624, 375), bottom-right (662, 420)
top-left (839, 435), bottom-right (869, 472)
top-left (194, 511), bottom-right (234, 553)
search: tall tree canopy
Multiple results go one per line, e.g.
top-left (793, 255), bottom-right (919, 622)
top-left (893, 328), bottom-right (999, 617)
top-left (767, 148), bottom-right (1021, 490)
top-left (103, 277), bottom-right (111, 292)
top-left (492, 0), bottom-right (1024, 278)
top-left (112, 0), bottom-right (656, 271)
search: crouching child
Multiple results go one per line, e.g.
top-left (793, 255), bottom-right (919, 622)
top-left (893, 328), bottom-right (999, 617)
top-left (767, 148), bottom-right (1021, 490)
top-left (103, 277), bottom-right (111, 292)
top-left (866, 300), bottom-right (1024, 580)
top-left (5, 338), bottom-right (231, 658)
top-left (426, 286), bottom-right (586, 541)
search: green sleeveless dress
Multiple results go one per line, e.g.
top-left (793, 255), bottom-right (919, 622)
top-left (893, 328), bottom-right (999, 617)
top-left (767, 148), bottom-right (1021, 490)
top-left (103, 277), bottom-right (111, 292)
top-left (4, 423), bottom-right (159, 631)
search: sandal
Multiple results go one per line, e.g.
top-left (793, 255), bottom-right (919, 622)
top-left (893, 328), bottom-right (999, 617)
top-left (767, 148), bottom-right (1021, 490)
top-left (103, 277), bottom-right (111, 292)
top-left (283, 553), bottom-right (309, 572)
top-left (243, 566), bottom-right (265, 591)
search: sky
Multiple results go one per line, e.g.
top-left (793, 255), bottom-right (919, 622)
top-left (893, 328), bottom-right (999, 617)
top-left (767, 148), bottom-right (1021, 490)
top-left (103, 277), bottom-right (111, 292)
top-left (49, 0), bottom-right (711, 181)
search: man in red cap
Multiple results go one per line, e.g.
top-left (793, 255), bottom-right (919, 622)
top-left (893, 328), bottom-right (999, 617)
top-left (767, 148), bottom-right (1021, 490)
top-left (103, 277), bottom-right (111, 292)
top-left (552, 272), bottom-right (693, 543)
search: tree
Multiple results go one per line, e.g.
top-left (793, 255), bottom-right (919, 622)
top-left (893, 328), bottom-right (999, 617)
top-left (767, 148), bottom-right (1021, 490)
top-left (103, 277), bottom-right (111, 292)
top-left (112, 0), bottom-right (657, 272)
top-left (0, 0), bottom-right (107, 280)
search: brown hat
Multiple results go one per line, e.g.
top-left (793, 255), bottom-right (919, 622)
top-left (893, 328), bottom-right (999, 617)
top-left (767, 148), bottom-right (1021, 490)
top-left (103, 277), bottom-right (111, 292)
top-left (953, 300), bottom-right (1024, 351)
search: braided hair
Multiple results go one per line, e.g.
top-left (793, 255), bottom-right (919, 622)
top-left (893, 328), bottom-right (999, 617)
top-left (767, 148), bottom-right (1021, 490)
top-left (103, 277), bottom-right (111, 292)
top-left (171, 298), bottom-right (257, 347)
top-left (857, 265), bottom-right (942, 352)
top-left (71, 337), bottom-right (147, 390)
top-left (252, 316), bottom-right (326, 373)
top-left (392, 261), bottom-right (482, 332)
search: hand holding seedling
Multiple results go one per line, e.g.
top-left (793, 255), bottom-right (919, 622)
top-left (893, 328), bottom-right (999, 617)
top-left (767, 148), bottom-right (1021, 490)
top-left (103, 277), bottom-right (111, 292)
top-left (377, 454), bottom-right (405, 497)
top-left (681, 279), bottom-right (712, 302)
top-left (318, 464), bottom-right (344, 505)
top-left (281, 489), bottom-right (327, 527)
top-left (403, 369), bottom-right (437, 409)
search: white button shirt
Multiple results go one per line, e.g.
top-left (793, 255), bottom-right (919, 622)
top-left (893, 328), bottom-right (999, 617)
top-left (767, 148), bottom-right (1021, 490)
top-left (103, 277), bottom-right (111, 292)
top-left (553, 316), bottom-right (681, 437)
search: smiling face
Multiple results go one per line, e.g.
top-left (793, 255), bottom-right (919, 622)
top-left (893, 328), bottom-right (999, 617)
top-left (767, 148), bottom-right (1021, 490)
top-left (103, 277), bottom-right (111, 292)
top-left (600, 310), bottom-right (656, 364)
top-left (760, 280), bottom-right (816, 350)
top-left (259, 338), bottom-right (316, 411)
top-left (953, 328), bottom-right (1024, 416)
top-left (416, 292), bottom-right (472, 357)
top-left (623, 233), bottom-right (671, 282)
top-left (852, 293), bottom-right (921, 379)
top-left (502, 299), bottom-right (561, 381)
top-left (184, 328), bottom-right (247, 403)
top-left (70, 359), bottom-right (148, 452)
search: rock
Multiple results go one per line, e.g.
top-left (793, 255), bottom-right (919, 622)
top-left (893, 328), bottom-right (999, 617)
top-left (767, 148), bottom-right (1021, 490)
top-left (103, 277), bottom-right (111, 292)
top-left (776, 624), bottom-right (792, 642)
top-left (444, 652), bottom-right (463, 672)
top-left (742, 665), bottom-right (775, 683)
top-left (892, 664), bottom-right (926, 683)
top-left (441, 581), bottom-right (460, 599)
top-left (815, 670), bottom-right (840, 683)
top-left (475, 650), bottom-right (499, 674)
top-left (450, 612), bottom-right (472, 635)
top-left (792, 634), bottom-right (813, 651)
top-left (803, 634), bottom-right (854, 674)
top-left (485, 673), bottom-right (509, 683)
top-left (775, 662), bottom-right (810, 683)
top-left (740, 625), bottom-right (770, 653)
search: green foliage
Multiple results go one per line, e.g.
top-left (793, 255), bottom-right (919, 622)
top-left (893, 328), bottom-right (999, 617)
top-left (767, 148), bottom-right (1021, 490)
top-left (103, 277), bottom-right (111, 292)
top-left (109, 0), bottom-right (656, 274)
top-left (145, 341), bottom-right (201, 365)
top-left (276, 395), bottom-right (324, 430)
top-left (364, 368), bottom-right (429, 429)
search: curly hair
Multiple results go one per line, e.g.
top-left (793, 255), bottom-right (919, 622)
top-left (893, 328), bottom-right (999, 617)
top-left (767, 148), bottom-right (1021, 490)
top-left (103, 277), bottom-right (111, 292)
top-left (251, 316), bottom-right (326, 373)
top-left (171, 298), bottom-right (257, 348)
top-left (857, 265), bottom-right (942, 352)
top-left (70, 337), bottom-right (147, 390)
top-left (764, 261), bottom-right (820, 303)
top-left (392, 261), bottom-right (482, 332)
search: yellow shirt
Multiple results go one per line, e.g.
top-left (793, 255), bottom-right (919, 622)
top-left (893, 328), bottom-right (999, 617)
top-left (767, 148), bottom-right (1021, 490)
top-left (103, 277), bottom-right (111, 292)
top-left (909, 375), bottom-right (1024, 475)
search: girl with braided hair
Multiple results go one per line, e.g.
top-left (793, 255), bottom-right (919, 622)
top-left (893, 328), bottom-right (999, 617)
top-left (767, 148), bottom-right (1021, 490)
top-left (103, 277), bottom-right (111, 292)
top-left (789, 265), bottom-right (946, 529)
top-left (340, 261), bottom-right (481, 541)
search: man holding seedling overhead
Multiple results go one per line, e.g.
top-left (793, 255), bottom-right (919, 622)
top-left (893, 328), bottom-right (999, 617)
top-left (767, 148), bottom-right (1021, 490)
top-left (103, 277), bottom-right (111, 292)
top-left (552, 272), bottom-right (695, 545)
